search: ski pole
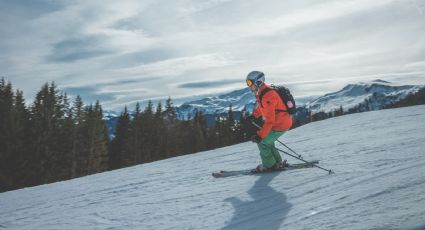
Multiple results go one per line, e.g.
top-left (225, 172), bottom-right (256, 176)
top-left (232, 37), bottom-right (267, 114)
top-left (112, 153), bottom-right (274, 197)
top-left (252, 121), bottom-right (334, 174)
top-left (251, 121), bottom-right (303, 159)
top-left (271, 144), bottom-right (334, 174)
top-left (276, 141), bottom-right (303, 159)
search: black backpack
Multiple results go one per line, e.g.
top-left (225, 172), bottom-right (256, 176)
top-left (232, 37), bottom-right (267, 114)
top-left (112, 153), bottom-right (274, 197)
top-left (259, 85), bottom-right (297, 115)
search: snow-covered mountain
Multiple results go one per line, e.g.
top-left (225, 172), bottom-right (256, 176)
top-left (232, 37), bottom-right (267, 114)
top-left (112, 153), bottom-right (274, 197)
top-left (175, 87), bottom-right (256, 119)
top-left (1, 105), bottom-right (425, 229)
top-left (174, 89), bottom-right (317, 120)
top-left (174, 80), bottom-right (422, 119)
top-left (102, 110), bottom-right (120, 139)
top-left (307, 79), bottom-right (422, 113)
top-left (102, 80), bottom-right (422, 136)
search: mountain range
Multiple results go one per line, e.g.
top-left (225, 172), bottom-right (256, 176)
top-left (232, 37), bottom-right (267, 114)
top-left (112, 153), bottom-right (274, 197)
top-left (306, 79), bottom-right (421, 114)
top-left (103, 79), bottom-right (423, 137)
top-left (176, 79), bottom-right (421, 116)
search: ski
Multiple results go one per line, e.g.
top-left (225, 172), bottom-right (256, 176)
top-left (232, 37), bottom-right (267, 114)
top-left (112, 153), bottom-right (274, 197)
top-left (212, 160), bottom-right (319, 178)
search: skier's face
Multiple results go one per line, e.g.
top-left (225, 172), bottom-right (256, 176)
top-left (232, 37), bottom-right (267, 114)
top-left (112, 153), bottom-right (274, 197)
top-left (249, 84), bottom-right (257, 92)
top-left (246, 79), bottom-right (257, 92)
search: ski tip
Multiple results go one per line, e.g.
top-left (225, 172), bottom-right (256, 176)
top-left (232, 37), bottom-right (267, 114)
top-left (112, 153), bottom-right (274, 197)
top-left (328, 170), bottom-right (335, 175)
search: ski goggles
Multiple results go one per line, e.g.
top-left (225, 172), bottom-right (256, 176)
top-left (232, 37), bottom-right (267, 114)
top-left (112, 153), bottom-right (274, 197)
top-left (246, 79), bottom-right (254, 87)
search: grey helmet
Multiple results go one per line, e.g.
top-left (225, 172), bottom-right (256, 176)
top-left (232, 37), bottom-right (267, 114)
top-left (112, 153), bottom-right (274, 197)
top-left (246, 71), bottom-right (265, 89)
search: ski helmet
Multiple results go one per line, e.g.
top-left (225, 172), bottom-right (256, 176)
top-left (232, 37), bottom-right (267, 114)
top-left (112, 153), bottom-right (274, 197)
top-left (246, 71), bottom-right (265, 89)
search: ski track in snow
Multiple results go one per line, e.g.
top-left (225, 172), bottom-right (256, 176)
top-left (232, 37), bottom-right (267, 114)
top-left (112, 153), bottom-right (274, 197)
top-left (1, 105), bottom-right (425, 230)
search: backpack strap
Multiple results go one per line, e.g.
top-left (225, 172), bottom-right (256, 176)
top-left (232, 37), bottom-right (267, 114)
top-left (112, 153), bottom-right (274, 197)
top-left (258, 86), bottom-right (288, 113)
top-left (275, 108), bottom-right (288, 113)
top-left (258, 87), bottom-right (272, 108)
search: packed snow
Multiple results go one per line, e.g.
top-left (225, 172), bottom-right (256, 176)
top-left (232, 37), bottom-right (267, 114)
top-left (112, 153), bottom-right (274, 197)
top-left (1, 105), bottom-right (425, 230)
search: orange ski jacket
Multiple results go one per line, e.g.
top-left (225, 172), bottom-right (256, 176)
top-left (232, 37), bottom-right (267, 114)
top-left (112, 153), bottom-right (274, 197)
top-left (253, 83), bottom-right (293, 138)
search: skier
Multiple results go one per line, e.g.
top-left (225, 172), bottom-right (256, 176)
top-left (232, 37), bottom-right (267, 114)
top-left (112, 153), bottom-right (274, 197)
top-left (246, 71), bottom-right (293, 172)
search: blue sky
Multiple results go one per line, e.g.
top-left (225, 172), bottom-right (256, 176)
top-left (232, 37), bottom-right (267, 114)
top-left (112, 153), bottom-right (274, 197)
top-left (1, 0), bottom-right (425, 110)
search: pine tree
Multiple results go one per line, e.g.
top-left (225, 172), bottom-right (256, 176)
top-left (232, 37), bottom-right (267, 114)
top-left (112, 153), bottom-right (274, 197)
top-left (164, 97), bottom-right (177, 125)
top-left (128, 102), bottom-right (144, 164)
top-left (10, 90), bottom-right (31, 188)
top-left (55, 92), bottom-right (74, 180)
top-left (141, 100), bottom-right (155, 162)
top-left (71, 95), bottom-right (84, 177)
top-left (85, 101), bottom-right (109, 174)
top-left (191, 110), bottom-right (207, 152)
top-left (30, 82), bottom-right (66, 184)
top-left (238, 110), bottom-right (254, 142)
top-left (178, 119), bottom-right (194, 154)
top-left (153, 102), bottom-right (167, 160)
top-left (334, 106), bottom-right (343, 116)
top-left (0, 79), bottom-right (13, 190)
top-left (163, 97), bottom-right (180, 157)
top-left (196, 110), bottom-right (208, 148)
top-left (209, 115), bottom-right (225, 148)
top-left (109, 106), bottom-right (131, 169)
top-left (0, 80), bottom-right (31, 190)
top-left (225, 105), bottom-right (236, 145)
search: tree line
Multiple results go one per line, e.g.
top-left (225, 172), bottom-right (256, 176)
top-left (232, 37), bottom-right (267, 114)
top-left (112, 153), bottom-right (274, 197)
top-left (109, 100), bottom-right (259, 169)
top-left (0, 79), bottom-right (257, 192)
top-left (384, 87), bottom-right (425, 109)
top-left (1, 79), bottom-right (110, 192)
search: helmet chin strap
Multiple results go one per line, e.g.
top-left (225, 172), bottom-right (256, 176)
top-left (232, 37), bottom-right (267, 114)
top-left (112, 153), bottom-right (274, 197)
top-left (248, 82), bottom-right (263, 94)
top-left (255, 82), bottom-right (264, 91)
top-left (249, 84), bottom-right (258, 94)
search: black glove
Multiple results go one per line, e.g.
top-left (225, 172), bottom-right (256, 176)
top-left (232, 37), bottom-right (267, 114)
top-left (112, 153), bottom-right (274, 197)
top-left (247, 114), bottom-right (263, 124)
top-left (251, 134), bottom-right (262, 143)
top-left (246, 114), bottom-right (256, 123)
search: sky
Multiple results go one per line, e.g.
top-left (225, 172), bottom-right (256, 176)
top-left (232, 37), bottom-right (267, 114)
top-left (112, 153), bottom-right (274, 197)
top-left (1, 0), bottom-right (425, 111)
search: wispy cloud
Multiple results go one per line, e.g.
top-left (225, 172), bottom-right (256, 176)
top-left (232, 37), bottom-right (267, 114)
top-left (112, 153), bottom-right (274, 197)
top-left (46, 35), bottom-right (116, 62)
top-left (118, 53), bottom-right (241, 77)
top-left (180, 0), bottom-right (234, 14)
top-left (178, 79), bottom-right (240, 89)
top-left (63, 86), bottom-right (117, 102)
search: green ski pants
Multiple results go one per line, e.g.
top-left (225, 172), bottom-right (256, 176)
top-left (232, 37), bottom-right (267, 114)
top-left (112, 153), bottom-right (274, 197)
top-left (257, 130), bottom-right (286, 168)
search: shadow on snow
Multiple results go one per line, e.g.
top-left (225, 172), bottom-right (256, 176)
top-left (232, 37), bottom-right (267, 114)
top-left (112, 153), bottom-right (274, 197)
top-left (222, 173), bottom-right (291, 230)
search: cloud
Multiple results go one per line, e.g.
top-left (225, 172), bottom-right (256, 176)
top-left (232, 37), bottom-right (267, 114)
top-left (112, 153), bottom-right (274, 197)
top-left (0, 0), bottom-right (63, 19)
top-left (118, 53), bottom-right (241, 77)
top-left (181, 0), bottom-right (234, 14)
top-left (62, 86), bottom-right (117, 103)
top-left (178, 79), bottom-right (240, 88)
top-left (1, 0), bottom-right (425, 111)
top-left (107, 48), bottom-right (178, 68)
top-left (46, 35), bottom-right (116, 62)
top-left (112, 17), bottom-right (145, 32)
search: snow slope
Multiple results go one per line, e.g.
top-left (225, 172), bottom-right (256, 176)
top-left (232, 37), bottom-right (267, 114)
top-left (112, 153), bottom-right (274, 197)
top-left (1, 105), bottom-right (425, 230)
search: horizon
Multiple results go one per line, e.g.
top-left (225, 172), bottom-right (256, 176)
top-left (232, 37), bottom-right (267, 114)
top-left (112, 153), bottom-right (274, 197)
top-left (2, 75), bottom-right (424, 113)
top-left (1, 0), bottom-right (425, 110)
